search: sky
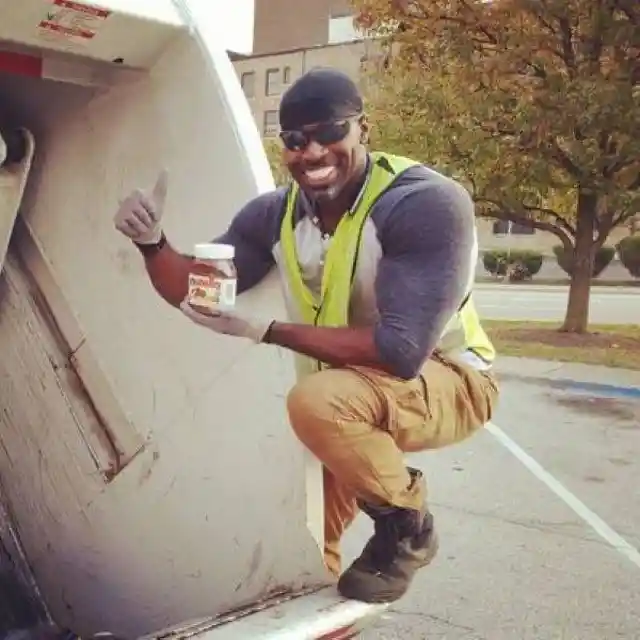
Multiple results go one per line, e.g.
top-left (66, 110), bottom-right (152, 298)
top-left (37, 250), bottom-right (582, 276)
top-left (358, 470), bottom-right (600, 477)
top-left (98, 0), bottom-right (255, 51)
top-left (222, 0), bottom-right (255, 53)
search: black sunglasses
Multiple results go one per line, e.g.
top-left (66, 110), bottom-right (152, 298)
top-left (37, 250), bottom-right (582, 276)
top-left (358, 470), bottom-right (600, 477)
top-left (279, 116), bottom-right (361, 151)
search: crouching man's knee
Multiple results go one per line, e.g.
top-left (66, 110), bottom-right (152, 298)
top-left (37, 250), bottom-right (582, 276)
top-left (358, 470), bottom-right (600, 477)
top-left (286, 368), bottom-right (384, 454)
top-left (286, 371), bottom-right (334, 451)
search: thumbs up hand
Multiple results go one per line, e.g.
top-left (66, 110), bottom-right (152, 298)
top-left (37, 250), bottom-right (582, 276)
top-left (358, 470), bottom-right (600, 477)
top-left (114, 169), bottom-right (168, 245)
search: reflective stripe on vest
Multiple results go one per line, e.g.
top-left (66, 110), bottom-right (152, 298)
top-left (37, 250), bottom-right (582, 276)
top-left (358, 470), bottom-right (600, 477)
top-left (279, 151), bottom-right (495, 373)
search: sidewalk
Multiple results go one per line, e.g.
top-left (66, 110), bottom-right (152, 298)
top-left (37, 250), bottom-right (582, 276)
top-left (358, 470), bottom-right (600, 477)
top-left (475, 282), bottom-right (639, 294)
top-left (494, 356), bottom-right (640, 397)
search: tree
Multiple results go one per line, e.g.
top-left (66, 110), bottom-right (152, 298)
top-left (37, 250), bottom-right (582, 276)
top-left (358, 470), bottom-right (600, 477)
top-left (263, 138), bottom-right (290, 187)
top-left (352, 0), bottom-right (640, 332)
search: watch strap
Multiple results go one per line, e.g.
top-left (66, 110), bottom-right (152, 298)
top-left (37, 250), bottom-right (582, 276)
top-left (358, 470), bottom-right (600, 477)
top-left (133, 231), bottom-right (167, 257)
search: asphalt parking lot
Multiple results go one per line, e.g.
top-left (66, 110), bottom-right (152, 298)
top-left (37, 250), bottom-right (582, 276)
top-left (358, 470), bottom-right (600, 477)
top-left (342, 377), bottom-right (640, 639)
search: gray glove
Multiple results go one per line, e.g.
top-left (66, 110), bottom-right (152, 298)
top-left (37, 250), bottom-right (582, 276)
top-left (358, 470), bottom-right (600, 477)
top-left (179, 298), bottom-right (274, 343)
top-left (114, 170), bottom-right (168, 245)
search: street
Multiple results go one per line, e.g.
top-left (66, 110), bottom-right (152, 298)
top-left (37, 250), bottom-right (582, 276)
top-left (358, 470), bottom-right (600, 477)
top-left (342, 377), bottom-right (640, 639)
top-left (474, 284), bottom-right (639, 324)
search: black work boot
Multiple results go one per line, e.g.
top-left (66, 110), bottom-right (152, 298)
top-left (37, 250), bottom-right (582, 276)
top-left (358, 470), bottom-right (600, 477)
top-left (337, 468), bottom-right (438, 603)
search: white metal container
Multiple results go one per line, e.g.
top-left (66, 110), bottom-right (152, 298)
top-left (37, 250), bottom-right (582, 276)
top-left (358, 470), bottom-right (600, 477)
top-left (0, 1), bottom-right (388, 637)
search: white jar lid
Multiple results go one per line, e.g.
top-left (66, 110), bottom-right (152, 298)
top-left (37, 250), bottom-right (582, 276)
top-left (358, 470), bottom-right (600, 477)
top-left (193, 243), bottom-right (235, 260)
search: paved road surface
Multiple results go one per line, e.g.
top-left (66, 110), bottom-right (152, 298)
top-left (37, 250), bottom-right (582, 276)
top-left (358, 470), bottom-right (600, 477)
top-left (474, 285), bottom-right (639, 324)
top-left (341, 378), bottom-right (640, 639)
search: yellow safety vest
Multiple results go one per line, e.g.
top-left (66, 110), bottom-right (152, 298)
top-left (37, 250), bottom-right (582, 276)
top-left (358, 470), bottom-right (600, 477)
top-left (279, 151), bottom-right (495, 376)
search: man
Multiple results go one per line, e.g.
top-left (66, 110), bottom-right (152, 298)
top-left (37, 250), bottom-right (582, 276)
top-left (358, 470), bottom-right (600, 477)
top-left (114, 68), bottom-right (499, 605)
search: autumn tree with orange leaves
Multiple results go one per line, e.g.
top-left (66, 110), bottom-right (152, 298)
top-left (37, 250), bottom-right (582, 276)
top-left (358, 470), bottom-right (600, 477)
top-left (352, 0), bottom-right (639, 332)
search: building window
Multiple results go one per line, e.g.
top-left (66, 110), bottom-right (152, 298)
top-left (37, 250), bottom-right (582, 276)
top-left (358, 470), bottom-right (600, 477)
top-left (240, 71), bottom-right (255, 98)
top-left (492, 220), bottom-right (535, 235)
top-left (265, 68), bottom-right (281, 96)
top-left (263, 110), bottom-right (279, 137)
top-left (328, 14), bottom-right (363, 44)
top-left (283, 66), bottom-right (292, 84)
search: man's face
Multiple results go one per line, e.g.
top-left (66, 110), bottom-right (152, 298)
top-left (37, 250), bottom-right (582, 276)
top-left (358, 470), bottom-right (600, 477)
top-left (280, 115), bottom-right (368, 202)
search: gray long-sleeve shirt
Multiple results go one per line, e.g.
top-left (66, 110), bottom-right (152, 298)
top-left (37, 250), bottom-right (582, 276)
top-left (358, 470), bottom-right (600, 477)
top-left (212, 158), bottom-right (478, 379)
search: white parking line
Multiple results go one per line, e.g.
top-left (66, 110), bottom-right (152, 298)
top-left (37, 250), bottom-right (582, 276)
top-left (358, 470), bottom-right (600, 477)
top-left (486, 422), bottom-right (640, 570)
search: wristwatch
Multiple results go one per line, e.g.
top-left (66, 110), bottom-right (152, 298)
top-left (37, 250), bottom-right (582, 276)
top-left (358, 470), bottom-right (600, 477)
top-left (133, 231), bottom-right (167, 257)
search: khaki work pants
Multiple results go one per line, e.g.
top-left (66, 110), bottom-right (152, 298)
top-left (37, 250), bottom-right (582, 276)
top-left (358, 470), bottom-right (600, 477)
top-left (286, 352), bottom-right (499, 577)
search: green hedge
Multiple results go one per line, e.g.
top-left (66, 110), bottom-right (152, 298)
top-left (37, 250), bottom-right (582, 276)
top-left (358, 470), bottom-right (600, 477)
top-left (617, 236), bottom-right (640, 278)
top-left (552, 245), bottom-right (615, 278)
top-left (482, 249), bottom-right (544, 281)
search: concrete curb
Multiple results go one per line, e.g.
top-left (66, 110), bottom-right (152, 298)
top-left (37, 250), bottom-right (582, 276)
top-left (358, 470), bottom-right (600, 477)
top-left (497, 374), bottom-right (640, 399)
top-left (493, 356), bottom-right (640, 398)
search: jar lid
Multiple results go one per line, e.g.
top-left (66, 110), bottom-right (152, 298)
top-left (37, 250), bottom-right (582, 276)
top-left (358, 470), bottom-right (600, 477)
top-left (193, 243), bottom-right (235, 260)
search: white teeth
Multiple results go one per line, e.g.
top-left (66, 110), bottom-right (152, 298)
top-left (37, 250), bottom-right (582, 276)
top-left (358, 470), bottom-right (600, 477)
top-left (305, 166), bottom-right (335, 180)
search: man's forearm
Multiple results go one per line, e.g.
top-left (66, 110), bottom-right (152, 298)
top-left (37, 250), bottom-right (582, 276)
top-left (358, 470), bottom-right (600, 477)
top-left (140, 240), bottom-right (193, 308)
top-left (265, 322), bottom-right (396, 375)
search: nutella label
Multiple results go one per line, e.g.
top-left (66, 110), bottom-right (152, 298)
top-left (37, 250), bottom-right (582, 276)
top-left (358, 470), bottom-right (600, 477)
top-left (188, 273), bottom-right (237, 309)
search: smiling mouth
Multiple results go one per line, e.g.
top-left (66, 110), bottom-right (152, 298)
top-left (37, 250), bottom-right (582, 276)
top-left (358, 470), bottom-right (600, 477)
top-left (303, 166), bottom-right (338, 187)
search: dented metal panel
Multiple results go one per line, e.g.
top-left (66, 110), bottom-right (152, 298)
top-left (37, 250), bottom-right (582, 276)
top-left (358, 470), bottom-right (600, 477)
top-left (14, 217), bottom-right (147, 481)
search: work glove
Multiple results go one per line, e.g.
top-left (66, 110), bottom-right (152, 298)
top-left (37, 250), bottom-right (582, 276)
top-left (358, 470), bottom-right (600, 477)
top-left (114, 169), bottom-right (168, 245)
top-left (179, 298), bottom-right (274, 343)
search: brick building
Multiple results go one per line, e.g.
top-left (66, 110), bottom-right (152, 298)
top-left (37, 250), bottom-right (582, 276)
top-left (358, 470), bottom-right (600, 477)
top-left (253, 0), bottom-right (353, 54)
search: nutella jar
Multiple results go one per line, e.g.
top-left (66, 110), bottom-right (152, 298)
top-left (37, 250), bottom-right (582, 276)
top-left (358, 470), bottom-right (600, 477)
top-left (187, 243), bottom-right (237, 311)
